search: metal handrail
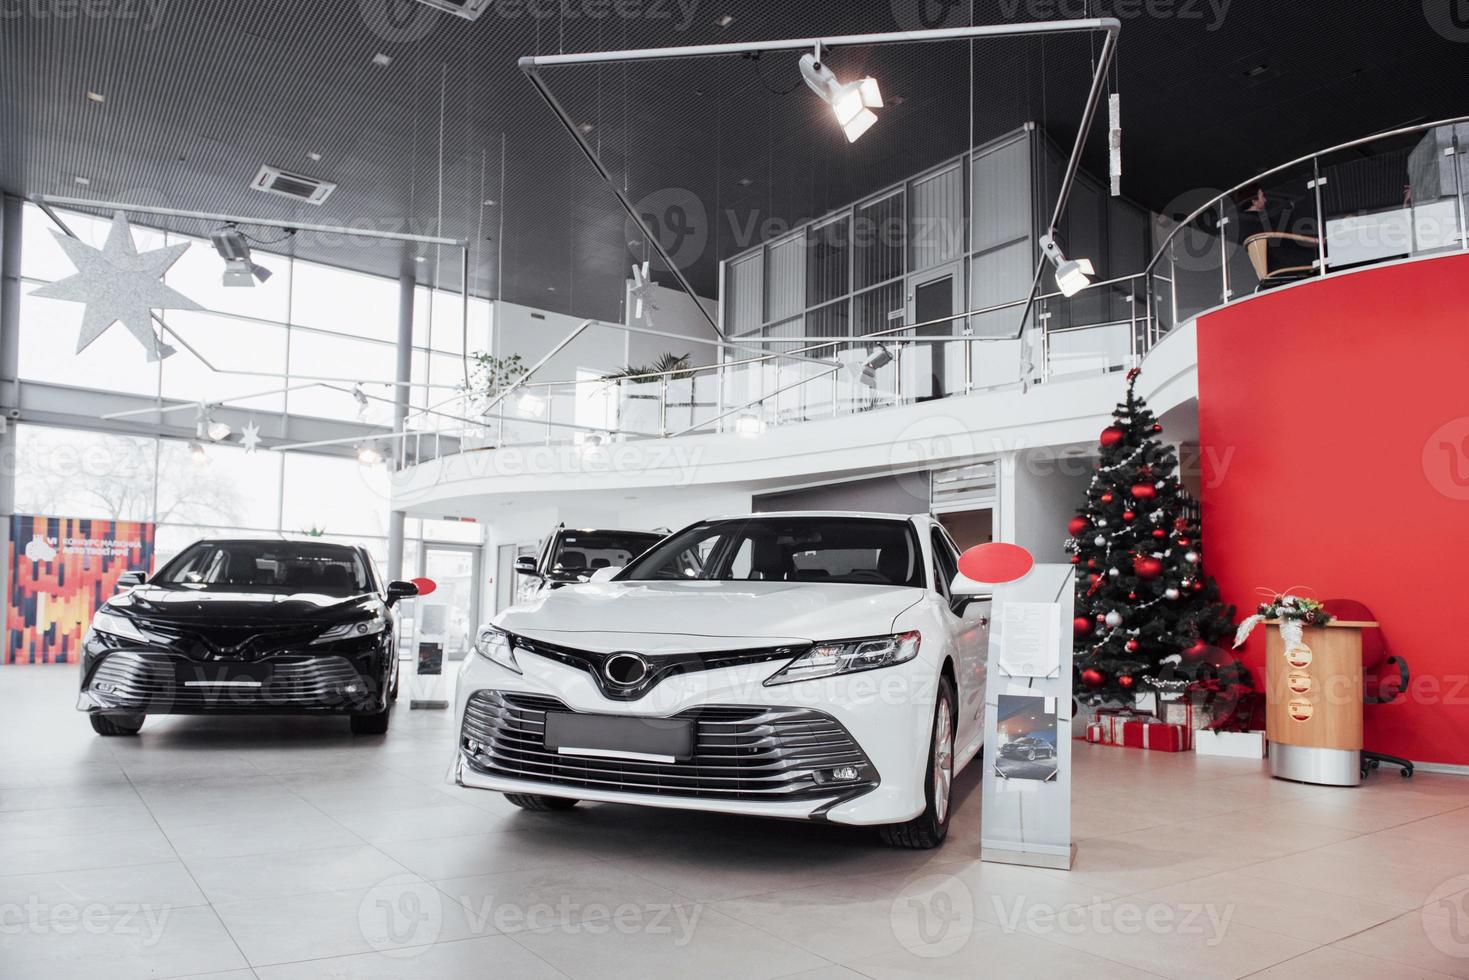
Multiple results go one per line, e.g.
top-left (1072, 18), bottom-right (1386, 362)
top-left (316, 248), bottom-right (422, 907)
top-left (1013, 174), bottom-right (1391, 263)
top-left (1143, 114), bottom-right (1469, 277)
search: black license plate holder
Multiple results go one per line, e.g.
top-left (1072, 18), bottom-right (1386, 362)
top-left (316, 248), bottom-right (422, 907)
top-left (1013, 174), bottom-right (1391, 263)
top-left (543, 712), bottom-right (695, 762)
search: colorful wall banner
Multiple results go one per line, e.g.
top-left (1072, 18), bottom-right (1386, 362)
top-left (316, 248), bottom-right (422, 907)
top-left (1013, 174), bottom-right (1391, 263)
top-left (6, 515), bottom-right (155, 665)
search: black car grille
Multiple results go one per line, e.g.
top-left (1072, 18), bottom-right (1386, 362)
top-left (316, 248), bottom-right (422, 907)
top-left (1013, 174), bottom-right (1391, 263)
top-left (88, 651), bottom-right (366, 710)
top-left (139, 622), bottom-right (326, 660)
top-left (509, 634), bottom-right (805, 701)
top-left (460, 690), bottom-right (877, 802)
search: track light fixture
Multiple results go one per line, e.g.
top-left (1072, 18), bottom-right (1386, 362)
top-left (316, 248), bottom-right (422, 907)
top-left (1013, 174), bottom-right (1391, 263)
top-left (355, 443), bottom-right (383, 467)
top-left (1039, 233), bottom-right (1095, 298)
top-left (187, 441), bottom-right (210, 465)
top-left (798, 45), bottom-right (883, 143)
top-left (195, 403), bottom-right (231, 442)
top-left (210, 225), bottom-right (272, 288)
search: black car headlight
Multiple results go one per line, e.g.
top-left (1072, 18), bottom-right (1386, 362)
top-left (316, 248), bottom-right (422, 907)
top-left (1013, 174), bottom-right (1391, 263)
top-left (90, 608), bottom-right (150, 644)
top-left (764, 631), bottom-right (921, 686)
top-left (474, 626), bottom-right (521, 674)
top-left (311, 603), bottom-right (388, 645)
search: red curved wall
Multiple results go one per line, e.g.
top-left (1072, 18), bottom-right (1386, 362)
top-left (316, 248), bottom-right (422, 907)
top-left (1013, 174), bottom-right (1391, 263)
top-left (1197, 253), bottom-right (1469, 767)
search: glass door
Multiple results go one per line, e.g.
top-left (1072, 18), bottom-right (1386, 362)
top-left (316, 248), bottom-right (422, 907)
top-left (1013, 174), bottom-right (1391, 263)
top-left (420, 545), bottom-right (480, 664)
top-left (908, 265), bottom-right (963, 400)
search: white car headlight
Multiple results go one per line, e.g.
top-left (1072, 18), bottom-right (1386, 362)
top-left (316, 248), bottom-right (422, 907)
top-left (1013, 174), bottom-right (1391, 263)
top-left (90, 608), bottom-right (149, 644)
top-left (764, 630), bottom-right (921, 686)
top-left (311, 603), bottom-right (388, 645)
top-left (475, 626), bottom-right (521, 674)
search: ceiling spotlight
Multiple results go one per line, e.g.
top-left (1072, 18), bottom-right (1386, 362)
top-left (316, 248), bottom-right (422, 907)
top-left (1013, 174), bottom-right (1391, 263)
top-left (211, 225), bottom-right (272, 287)
top-left (371, 53), bottom-right (393, 67)
top-left (356, 443), bottom-right (383, 466)
top-left (73, 176), bottom-right (90, 185)
top-left (207, 421), bottom-right (232, 442)
top-left (195, 403), bottom-right (231, 442)
top-left (715, 13), bottom-right (735, 27)
top-left (799, 46), bottom-right (883, 143)
top-left (188, 441), bottom-right (210, 466)
top-left (1039, 233), bottom-right (1095, 298)
top-left (86, 90), bottom-right (105, 103)
top-left (846, 343), bottom-right (894, 388)
top-left (306, 151), bottom-right (322, 162)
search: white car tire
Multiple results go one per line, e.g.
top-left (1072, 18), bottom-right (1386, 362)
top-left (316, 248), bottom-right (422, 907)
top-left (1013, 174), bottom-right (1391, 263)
top-left (878, 676), bottom-right (956, 849)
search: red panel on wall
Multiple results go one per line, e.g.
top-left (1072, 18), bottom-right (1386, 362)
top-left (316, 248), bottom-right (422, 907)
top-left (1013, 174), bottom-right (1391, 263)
top-left (1197, 253), bottom-right (1469, 766)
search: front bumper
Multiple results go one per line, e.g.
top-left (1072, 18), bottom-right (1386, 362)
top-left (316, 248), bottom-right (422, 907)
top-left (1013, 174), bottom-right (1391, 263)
top-left (77, 643), bottom-right (389, 715)
top-left (451, 640), bottom-right (941, 826)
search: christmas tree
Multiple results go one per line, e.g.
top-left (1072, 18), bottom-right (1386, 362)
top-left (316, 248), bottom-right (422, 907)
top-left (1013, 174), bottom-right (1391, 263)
top-left (1066, 368), bottom-right (1238, 704)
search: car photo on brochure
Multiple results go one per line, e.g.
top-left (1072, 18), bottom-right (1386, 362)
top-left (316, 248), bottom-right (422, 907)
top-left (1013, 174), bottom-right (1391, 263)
top-left (994, 692), bottom-right (1060, 781)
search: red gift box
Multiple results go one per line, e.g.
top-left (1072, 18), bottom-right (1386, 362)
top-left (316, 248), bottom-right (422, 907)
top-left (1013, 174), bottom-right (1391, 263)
top-left (1085, 722), bottom-right (1105, 744)
top-left (1095, 708), bottom-right (1152, 746)
top-left (1121, 719), bottom-right (1191, 751)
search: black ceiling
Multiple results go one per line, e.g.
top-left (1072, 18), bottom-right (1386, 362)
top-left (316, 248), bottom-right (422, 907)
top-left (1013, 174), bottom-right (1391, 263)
top-left (2, 1), bottom-right (1463, 324)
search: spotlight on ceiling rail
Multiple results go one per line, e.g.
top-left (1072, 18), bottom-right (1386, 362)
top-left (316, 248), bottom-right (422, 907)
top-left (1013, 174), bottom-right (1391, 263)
top-left (1039, 233), bottom-right (1095, 298)
top-left (187, 441), bottom-right (210, 466)
top-left (195, 403), bottom-right (231, 443)
top-left (798, 46), bottom-right (882, 143)
top-left (356, 443), bottom-right (384, 467)
top-left (210, 226), bottom-right (272, 288)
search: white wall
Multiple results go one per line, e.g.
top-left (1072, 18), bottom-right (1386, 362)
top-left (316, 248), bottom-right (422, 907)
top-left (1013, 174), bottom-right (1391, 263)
top-left (492, 300), bottom-right (627, 384)
top-left (1009, 446), bottom-right (1095, 563)
top-left (624, 282), bottom-right (720, 370)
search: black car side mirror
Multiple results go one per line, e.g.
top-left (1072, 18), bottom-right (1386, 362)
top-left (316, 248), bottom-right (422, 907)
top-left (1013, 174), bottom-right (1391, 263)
top-left (514, 556), bottom-right (542, 578)
top-left (386, 580), bottom-right (419, 606)
top-left (115, 570), bottom-right (146, 593)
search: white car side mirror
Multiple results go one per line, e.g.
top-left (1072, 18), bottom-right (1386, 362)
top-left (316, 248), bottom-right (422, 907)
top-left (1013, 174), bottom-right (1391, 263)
top-left (949, 572), bottom-right (993, 618)
top-left (589, 566), bottom-right (622, 583)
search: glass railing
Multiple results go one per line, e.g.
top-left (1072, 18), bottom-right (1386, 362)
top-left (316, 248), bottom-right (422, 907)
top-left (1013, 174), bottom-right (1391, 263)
top-left (392, 117), bottom-right (1468, 470)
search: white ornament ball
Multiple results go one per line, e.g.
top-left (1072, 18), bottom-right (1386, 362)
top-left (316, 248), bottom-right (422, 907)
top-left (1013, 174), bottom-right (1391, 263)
top-left (1105, 611), bottom-right (1123, 628)
top-left (1165, 587), bottom-right (1180, 600)
top-left (1094, 535), bottom-right (1106, 546)
top-left (1108, 567), bottom-right (1120, 578)
top-left (1185, 551), bottom-right (1199, 564)
top-left (1097, 518), bottom-right (1108, 528)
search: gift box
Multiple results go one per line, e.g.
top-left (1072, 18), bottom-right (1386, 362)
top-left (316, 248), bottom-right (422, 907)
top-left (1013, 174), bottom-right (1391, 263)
top-left (1095, 707), bottom-right (1151, 746)
top-left (1121, 719), bottom-right (1192, 752)
top-left (1085, 722), bottom-right (1105, 744)
top-left (1159, 699), bottom-right (1197, 729)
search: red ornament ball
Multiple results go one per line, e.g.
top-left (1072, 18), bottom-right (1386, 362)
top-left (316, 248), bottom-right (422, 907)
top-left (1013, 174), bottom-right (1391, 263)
top-left (1177, 538), bottom-right (1190, 547)
top-left (1101, 492), bottom-right (1115, 504)
top-left (1099, 425), bottom-right (1124, 447)
top-left (1151, 423), bottom-right (1162, 433)
top-left (1122, 510), bottom-right (1136, 521)
top-left (1067, 516), bottom-right (1090, 537)
top-left (1081, 667), bottom-right (1106, 688)
top-left (1070, 555), bottom-right (1081, 564)
top-left (1192, 581), bottom-right (1205, 591)
top-left (1118, 674), bottom-right (1135, 690)
top-left (1073, 616), bottom-right (1092, 636)
top-left (1128, 591), bottom-right (1137, 600)
top-left (1125, 639), bottom-right (1140, 653)
top-left (1130, 483), bottom-right (1158, 500)
top-left (1151, 529), bottom-right (1166, 539)
top-left (1174, 518), bottom-right (1189, 531)
top-left (1133, 555), bottom-right (1164, 579)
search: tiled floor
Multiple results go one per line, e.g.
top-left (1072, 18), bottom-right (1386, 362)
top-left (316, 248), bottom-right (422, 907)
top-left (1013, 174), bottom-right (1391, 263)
top-left (3, 667), bottom-right (1468, 979)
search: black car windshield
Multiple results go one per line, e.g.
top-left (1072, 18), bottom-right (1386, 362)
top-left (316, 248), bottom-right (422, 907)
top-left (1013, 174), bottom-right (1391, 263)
top-left (619, 517), bottom-right (924, 588)
top-left (151, 542), bottom-right (372, 596)
top-left (547, 530), bottom-right (665, 583)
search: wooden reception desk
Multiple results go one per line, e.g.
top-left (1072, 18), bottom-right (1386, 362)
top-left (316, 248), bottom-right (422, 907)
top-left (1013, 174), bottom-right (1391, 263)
top-left (1265, 619), bottom-right (1376, 786)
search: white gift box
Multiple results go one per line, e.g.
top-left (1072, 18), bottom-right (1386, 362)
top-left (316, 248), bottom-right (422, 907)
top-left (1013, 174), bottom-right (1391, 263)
top-left (1194, 730), bottom-right (1266, 759)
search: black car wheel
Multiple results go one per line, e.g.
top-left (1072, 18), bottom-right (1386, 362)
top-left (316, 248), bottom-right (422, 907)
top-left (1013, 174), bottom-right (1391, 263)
top-left (350, 707), bottom-right (391, 735)
top-left (90, 713), bottom-right (144, 736)
top-left (878, 675), bottom-right (956, 849)
top-left (504, 793), bottom-right (580, 811)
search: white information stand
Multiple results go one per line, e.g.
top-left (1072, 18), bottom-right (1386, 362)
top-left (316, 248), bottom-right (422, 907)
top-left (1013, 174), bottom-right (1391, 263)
top-left (978, 563), bottom-right (1076, 870)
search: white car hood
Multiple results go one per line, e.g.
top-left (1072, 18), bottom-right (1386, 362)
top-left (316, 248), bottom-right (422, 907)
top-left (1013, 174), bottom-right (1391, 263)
top-left (496, 580), bottom-right (924, 651)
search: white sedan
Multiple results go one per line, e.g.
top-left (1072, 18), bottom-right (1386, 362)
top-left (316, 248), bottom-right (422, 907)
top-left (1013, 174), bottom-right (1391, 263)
top-left (451, 512), bottom-right (989, 848)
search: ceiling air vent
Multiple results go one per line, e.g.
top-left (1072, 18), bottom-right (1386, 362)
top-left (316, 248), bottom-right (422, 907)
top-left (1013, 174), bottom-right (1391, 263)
top-left (250, 166), bottom-right (337, 205)
top-left (414, 0), bottom-right (492, 19)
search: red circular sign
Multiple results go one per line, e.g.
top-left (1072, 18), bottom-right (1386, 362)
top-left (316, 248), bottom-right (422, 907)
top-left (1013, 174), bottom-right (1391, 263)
top-left (411, 576), bottom-right (438, 597)
top-left (957, 543), bottom-right (1034, 584)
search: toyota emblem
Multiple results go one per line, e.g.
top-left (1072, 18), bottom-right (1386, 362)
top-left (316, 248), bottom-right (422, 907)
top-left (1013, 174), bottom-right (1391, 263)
top-left (603, 652), bottom-right (650, 686)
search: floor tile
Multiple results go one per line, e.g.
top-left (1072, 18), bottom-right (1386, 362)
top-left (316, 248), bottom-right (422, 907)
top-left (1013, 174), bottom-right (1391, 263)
top-left (436, 862), bottom-right (686, 935)
top-left (0, 861), bottom-right (207, 917)
top-left (185, 844), bottom-right (411, 904)
top-left (0, 904), bottom-right (247, 980)
top-left (0, 826), bottom-right (176, 876)
top-left (1246, 944), bottom-right (1459, 979)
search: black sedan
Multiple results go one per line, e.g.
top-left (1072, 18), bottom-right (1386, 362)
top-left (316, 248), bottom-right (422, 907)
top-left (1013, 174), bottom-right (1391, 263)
top-left (77, 539), bottom-right (417, 736)
top-left (998, 735), bottom-right (1057, 761)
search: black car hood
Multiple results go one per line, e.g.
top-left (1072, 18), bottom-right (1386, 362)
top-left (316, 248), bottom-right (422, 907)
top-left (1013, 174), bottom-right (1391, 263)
top-left (111, 585), bottom-right (373, 625)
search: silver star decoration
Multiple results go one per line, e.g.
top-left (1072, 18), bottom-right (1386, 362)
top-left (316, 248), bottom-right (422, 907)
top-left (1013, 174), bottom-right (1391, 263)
top-left (29, 212), bottom-right (201, 361)
top-left (239, 421), bottom-right (262, 454)
top-left (629, 261), bottom-right (659, 326)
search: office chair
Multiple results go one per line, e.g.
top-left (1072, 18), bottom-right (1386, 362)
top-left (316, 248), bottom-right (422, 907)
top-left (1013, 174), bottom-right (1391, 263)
top-left (1321, 598), bottom-right (1414, 779)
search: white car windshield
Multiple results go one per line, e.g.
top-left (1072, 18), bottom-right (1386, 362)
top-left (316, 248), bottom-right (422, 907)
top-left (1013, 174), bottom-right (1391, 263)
top-left (619, 517), bottom-right (924, 588)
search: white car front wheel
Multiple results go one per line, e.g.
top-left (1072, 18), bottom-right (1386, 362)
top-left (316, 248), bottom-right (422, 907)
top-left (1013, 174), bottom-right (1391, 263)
top-left (878, 676), bottom-right (956, 849)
